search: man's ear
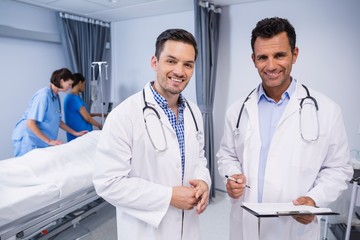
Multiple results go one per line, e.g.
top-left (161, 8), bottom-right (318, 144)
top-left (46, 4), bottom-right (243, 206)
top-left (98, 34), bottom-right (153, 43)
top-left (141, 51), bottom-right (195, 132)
top-left (151, 56), bottom-right (158, 70)
top-left (292, 47), bottom-right (299, 64)
top-left (251, 53), bottom-right (256, 66)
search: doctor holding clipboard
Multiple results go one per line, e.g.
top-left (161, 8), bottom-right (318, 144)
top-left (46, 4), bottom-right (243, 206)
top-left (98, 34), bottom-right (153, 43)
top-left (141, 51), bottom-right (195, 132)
top-left (217, 17), bottom-right (353, 240)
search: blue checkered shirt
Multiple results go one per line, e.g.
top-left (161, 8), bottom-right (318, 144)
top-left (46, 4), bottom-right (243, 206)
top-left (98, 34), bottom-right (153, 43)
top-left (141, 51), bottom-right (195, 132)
top-left (150, 84), bottom-right (186, 180)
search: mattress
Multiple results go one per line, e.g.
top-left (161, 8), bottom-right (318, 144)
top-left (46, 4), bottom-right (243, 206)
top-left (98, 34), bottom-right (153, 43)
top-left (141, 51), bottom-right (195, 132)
top-left (0, 130), bottom-right (100, 227)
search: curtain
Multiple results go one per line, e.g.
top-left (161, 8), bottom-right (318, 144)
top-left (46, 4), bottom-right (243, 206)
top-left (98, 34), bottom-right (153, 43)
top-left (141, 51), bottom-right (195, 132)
top-left (57, 12), bottom-right (110, 109)
top-left (194, 0), bottom-right (221, 199)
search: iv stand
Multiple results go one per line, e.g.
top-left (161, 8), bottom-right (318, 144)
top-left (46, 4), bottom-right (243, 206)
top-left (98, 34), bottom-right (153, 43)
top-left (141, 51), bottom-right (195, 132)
top-left (91, 61), bottom-right (108, 124)
top-left (345, 176), bottom-right (360, 240)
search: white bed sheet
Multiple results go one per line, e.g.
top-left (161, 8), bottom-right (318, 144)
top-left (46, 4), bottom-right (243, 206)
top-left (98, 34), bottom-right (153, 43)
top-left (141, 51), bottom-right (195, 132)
top-left (0, 130), bottom-right (100, 227)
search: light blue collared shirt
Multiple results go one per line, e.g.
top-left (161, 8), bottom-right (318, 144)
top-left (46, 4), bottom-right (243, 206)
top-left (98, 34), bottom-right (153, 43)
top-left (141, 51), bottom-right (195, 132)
top-left (257, 79), bottom-right (296, 202)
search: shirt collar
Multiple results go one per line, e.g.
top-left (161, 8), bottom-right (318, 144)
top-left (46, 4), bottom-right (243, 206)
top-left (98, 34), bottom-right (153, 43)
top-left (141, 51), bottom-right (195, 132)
top-left (49, 85), bottom-right (58, 101)
top-left (257, 77), bottom-right (296, 104)
top-left (149, 82), bottom-right (186, 109)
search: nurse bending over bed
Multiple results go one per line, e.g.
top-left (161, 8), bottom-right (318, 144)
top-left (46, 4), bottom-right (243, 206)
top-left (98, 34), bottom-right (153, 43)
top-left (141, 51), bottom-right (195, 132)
top-left (64, 73), bottom-right (103, 142)
top-left (11, 68), bottom-right (87, 157)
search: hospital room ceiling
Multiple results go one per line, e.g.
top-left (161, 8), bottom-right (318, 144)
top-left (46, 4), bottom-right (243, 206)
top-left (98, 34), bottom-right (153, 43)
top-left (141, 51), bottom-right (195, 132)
top-left (10, 0), bottom-right (263, 22)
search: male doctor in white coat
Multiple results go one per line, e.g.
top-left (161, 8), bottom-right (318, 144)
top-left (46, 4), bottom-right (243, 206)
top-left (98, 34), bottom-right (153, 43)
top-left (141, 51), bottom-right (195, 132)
top-left (93, 29), bottom-right (211, 240)
top-left (217, 17), bottom-right (353, 240)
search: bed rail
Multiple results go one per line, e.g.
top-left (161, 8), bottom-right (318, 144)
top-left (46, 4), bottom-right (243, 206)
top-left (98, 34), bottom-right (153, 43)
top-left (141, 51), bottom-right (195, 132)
top-left (0, 187), bottom-right (108, 240)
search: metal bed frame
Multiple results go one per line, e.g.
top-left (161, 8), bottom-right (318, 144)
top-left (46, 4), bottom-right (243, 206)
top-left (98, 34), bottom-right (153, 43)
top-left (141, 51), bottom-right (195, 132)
top-left (0, 186), bottom-right (108, 240)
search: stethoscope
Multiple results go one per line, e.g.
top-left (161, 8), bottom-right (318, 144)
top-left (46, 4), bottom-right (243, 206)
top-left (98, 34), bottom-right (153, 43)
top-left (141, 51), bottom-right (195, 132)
top-left (233, 84), bottom-right (319, 142)
top-left (142, 89), bottom-right (201, 152)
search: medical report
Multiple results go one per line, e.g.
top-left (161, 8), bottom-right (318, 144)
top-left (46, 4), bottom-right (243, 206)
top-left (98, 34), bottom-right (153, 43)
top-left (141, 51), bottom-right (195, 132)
top-left (242, 202), bottom-right (338, 217)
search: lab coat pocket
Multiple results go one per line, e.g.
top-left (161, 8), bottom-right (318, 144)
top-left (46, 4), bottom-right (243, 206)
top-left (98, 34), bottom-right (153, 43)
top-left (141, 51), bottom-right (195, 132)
top-left (289, 141), bottom-right (326, 193)
top-left (293, 134), bottom-right (327, 169)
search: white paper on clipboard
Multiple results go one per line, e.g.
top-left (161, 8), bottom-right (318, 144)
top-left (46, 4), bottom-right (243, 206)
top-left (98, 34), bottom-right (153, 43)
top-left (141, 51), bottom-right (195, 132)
top-left (241, 202), bottom-right (338, 217)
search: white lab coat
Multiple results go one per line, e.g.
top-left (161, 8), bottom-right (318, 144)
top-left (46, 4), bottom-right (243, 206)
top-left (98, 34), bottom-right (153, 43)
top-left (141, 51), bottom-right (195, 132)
top-left (93, 82), bottom-right (211, 240)
top-left (217, 81), bottom-right (353, 240)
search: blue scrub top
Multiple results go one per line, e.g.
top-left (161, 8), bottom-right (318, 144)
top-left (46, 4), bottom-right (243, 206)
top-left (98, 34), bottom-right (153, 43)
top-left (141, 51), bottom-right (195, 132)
top-left (12, 87), bottom-right (61, 153)
top-left (64, 93), bottom-right (92, 142)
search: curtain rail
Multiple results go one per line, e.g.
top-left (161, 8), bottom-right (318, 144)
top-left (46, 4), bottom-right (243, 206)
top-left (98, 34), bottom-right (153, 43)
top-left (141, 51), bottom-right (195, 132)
top-left (198, 1), bottom-right (222, 13)
top-left (59, 12), bottom-right (110, 28)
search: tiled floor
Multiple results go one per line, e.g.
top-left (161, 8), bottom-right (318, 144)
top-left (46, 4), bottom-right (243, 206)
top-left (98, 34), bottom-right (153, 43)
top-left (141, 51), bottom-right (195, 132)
top-left (54, 190), bottom-right (339, 240)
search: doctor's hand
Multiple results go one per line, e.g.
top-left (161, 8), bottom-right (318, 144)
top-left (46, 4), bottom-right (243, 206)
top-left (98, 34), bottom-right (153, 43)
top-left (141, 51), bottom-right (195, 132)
top-left (189, 179), bottom-right (209, 215)
top-left (226, 174), bottom-right (247, 199)
top-left (170, 186), bottom-right (199, 211)
top-left (292, 196), bottom-right (316, 225)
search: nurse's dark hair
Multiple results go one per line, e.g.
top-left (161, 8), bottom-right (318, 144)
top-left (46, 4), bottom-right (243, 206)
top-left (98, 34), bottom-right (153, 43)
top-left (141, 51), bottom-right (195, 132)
top-left (50, 68), bottom-right (73, 88)
top-left (155, 28), bottom-right (198, 60)
top-left (251, 17), bottom-right (297, 53)
top-left (72, 73), bottom-right (86, 88)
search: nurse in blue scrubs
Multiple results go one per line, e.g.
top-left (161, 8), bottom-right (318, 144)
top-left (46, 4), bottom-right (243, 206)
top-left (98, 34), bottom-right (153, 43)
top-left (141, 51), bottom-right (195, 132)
top-left (64, 73), bottom-right (103, 142)
top-left (12, 68), bottom-right (88, 157)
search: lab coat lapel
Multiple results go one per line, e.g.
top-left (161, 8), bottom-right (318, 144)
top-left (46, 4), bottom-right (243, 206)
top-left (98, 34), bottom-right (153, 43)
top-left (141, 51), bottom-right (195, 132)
top-left (242, 91), bottom-right (261, 202)
top-left (143, 83), bottom-right (175, 133)
top-left (157, 107), bottom-right (174, 133)
top-left (243, 95), bottom-right (258, 138)
top-left (277, 82), bottom-right (306, 127)
top-left (184, 105), bottom-right (194, 140)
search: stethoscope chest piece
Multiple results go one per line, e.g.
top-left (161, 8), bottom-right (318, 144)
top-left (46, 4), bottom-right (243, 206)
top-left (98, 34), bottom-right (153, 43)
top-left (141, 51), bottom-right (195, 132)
top-left (196, 130), bottom-right (203, 141)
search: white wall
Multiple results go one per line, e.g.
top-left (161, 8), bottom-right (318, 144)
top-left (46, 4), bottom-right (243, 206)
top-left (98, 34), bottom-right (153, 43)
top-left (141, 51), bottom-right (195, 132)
top-left (213, 0), bottom-right (360, 190)
top-left (110, 11), bottom-right (196, 106)
top-left (0, 0), bottom-right (68, 159)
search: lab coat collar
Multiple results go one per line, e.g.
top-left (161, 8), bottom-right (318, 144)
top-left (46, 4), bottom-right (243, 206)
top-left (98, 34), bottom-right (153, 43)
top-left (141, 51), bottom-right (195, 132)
top-left (143, 82), bottom-right (157, 106)
top-left (143, 82), bottom-right (175, 133)
top-left (242, 79), bottom-right (308, 129)
top-left (277, 79), bottom-right (308, 126)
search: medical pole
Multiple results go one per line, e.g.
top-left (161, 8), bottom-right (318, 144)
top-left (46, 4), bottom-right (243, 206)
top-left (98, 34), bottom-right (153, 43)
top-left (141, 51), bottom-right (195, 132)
top-left (91, 61), bottom-right (108, 124)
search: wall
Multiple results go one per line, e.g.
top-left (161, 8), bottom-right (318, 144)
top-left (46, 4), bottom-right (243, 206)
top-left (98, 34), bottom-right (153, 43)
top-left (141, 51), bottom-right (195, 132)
top-left (213, 0), bottom-right (360, 190)
top-left (110, 11), bottom-right (196, 106)
top-left (0, 0), bottom-right (67, 159)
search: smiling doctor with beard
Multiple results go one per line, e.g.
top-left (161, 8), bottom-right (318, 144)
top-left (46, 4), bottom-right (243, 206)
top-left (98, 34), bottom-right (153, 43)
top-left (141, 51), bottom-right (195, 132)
top-left (93, 28), bottom-right (211, 240)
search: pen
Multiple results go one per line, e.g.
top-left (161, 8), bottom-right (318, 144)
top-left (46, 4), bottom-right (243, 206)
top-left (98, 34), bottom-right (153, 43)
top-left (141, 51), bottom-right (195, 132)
top-left (225, 175), bottom-right (251, 188)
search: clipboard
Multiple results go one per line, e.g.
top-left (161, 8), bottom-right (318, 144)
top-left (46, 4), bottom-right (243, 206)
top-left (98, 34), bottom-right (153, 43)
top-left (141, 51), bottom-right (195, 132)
top-left (241, 202), bottom-right (339, 218)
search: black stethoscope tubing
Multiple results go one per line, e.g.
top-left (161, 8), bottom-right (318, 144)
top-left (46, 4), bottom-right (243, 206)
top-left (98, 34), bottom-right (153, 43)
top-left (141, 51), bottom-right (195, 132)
top-left (235, 84), bottom-right (318, 129)
top-left (142, 89), bottom-right (199, 132)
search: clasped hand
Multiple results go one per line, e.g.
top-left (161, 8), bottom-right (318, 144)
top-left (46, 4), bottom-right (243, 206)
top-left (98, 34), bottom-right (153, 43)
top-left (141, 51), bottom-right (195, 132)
top-left (171, 179), bottom-right (209, 214)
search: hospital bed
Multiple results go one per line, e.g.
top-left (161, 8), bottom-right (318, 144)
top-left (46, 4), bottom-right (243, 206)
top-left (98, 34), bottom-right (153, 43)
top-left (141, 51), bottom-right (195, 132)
top-left (0, 131), bottom-right (108, 240)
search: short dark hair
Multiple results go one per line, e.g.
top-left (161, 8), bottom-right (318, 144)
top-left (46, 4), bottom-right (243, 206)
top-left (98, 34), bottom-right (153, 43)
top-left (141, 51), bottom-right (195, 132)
top-left (251, 17), bottom-right (296, 53)
top-left (72, 73), bottom-right (85, 88)
top-left (155, 28), bottom-right (198, 60)
top-left (50, 68), bottom-right (73, 88)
